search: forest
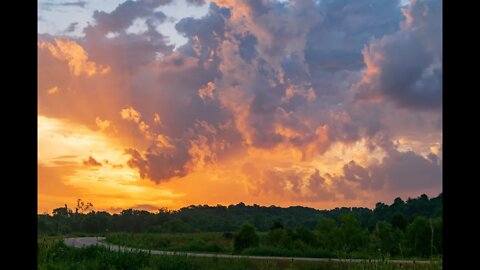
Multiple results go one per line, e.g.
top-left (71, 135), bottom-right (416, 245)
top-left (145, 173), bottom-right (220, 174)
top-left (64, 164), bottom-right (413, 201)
top-left (38, 193), bottom-right (442, 259)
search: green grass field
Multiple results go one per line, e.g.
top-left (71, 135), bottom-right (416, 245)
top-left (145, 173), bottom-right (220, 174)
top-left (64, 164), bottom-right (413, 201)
top-left (103, 232), bottom-right (441, 261)
top-left (38, 237), bottom-right (442, 270)
top-left (105, 232), bottom-right (234, 253)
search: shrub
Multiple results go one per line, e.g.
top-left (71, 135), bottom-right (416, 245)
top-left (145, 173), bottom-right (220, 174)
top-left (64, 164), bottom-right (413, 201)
top-left (234, 224), bottom-right (259, 252)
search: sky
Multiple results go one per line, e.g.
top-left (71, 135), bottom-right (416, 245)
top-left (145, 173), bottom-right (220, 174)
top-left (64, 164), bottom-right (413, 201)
top-left (38, 0), bottom-right (442, 214)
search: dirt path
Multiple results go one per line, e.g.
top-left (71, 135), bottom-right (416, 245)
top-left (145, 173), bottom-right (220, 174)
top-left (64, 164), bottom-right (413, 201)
top-left (63, 237), bottom-right (434, 264)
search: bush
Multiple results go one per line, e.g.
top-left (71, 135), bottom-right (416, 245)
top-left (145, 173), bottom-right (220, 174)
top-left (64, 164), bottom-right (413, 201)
top-left (234, 224), bottom-right (259, 252)
top-left (222, 232), bottom-right (233, 240)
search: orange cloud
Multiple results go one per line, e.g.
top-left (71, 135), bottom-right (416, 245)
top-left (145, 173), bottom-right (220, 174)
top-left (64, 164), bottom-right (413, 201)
top-left (198, 81), bottom-right (216, 100)
top-left (38, 39), bottom-right (111, 77)
top-left (38, 0), bottom-right (442, 213)
top-left (120, 106), bottom-right (141, 123)
top-left (283, 86), bottom-right (316, 103)
top-left (38, 115), bottom-right (184, 213)
top-left (95, 117), bottom-right (111, 131)
top-left (153, 113), bottom-right (163, 126)
top-left (156, 134), bottom-right (174, 148)
top-left (120, 106), bottom-right (154, 140)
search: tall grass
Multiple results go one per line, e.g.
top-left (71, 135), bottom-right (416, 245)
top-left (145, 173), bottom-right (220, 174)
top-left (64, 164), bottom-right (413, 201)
top-left (106, 232), bottom-right (232, 253)
top-left (38, 237), bottom-right (441, 270)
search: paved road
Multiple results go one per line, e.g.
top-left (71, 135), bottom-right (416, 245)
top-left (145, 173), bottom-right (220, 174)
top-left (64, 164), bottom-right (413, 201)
top-left (64, 237), bottom-right (434, 264)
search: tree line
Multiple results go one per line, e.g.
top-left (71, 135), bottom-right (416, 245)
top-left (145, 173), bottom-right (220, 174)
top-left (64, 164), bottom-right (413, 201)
top-left (38, 193), bottom-right (441, 235)
top-left (38, 194), bottom-right (442, 258)
top-left (230, 211), bottom-right (441, 259)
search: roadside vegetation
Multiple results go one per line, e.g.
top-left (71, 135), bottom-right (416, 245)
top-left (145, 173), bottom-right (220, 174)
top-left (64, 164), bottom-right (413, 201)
top-left (38, 193), bottom-right (442, 268)
top-left (38, 237), bottom-right (442, 270)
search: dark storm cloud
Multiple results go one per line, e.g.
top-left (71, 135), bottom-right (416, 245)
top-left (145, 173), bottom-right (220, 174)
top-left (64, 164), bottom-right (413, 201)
top-left (238, 34), bottom-right (257, 64)
top-left (302, 0), bottom-right (404, 107)
top-left (175, 3), bottom-right (231, 61)
top-left (343, 160), bottom-right (383, 190)
top-left (376, 147), bottom-right (442, 191)
top-left (356, 0), bottom-right (442, 110)
top-left (280, 54), bottom-right (310, 85)
top-left (248, 0), bottom-right (323, 69)
top-left (82, 19), bottom-right (174, 73)
top-left (246, 73), bottom-right (285, 148)
top-left (333, 139), bottom-right (441, 196)
top-left (367, 35), bottom-right (441, 109)
top-left (305, 0), bottom-right (402, 72)
top-left (343, 160), bottom-right (370, 184)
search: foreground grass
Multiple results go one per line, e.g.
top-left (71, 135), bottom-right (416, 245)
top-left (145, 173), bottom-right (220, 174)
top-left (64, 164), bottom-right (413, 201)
top-left (39, 237), bottom-right (442, 270)
top-left (104, 232), bottom-right (441, 261)
top-left (105, 232), bottom-right (233, 253)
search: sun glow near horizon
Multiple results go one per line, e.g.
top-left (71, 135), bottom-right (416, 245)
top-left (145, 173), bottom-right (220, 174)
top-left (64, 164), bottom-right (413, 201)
top-left (38, 0), bottom-right (442, 214)
top-left (38, 115), bottom-right (185, 213)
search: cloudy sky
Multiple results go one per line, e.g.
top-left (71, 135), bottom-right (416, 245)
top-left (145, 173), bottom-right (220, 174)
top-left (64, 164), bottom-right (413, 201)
top-left (38, 0), bottom-right (442, 213)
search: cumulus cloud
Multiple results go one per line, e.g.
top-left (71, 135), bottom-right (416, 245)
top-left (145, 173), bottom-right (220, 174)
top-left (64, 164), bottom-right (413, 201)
top-left (243, 164), bottom-right (336, 202)
top-left (125, 144), bottom-right (191, 183)
top-left (75, 0), bottom-right (175, 74)
top-left (342, 160), bottom-right (383, 190)
top-left (355, 0), bottom-right (442, 110)
top-left (120, 106), bottom-right (141, 123)
top-left (38, 39), bottom-right (110, 76)
top-left (156, 134), bottom-right (174, 148)
top-left (376, 147), bottom-right (442, 191)
top-left (92, 0), bottom-right (171, 34)
top-left (120, 106), bottom-right (156, 139)
top-left (330, 140), bottom-right (441, 199)
top-left (38, 0), bottom-right (442, 206)
top-left (96, 117), bottom-right (111, 131)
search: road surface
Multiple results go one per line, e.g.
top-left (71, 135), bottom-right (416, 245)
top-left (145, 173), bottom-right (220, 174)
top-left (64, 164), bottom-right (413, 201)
top-left (63, 237), bottom-right (434, 264)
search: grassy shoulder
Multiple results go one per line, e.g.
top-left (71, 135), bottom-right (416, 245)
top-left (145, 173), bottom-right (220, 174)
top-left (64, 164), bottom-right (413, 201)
top-left (104, 232), bottom-right (234, 253)
top-left (38, 237), bottom-right (442, 270)
top-left (102, 232), bottom-right (441, 262)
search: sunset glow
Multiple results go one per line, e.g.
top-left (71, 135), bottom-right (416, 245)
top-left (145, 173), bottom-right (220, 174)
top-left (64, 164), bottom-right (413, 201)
top-left (38, 0), bottom-right (442, 214)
